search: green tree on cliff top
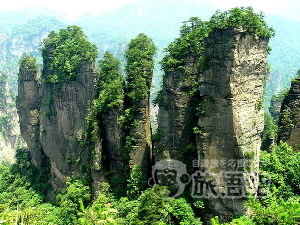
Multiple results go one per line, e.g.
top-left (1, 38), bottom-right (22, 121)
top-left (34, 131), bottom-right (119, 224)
top-left (41, 25), bottom-right (98, 83)
top-left (125, 33), bottom-right (157, 102)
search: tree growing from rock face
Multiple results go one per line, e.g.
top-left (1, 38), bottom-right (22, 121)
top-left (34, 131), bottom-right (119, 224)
top-left (122, 33), bottom-right (156, 177)
top-left (125, 33), bottom-right (157, 102)
top-left (41, 25), bottom-right (98, 83)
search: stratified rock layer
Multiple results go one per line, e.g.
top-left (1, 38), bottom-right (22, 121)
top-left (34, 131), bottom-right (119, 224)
top-left (129, 98), bottom-right (152, 171)
top-left (278, 78), bottom-right (300, 150)
top-left (40, 47), bottom-right (96, 190)
top-left (155, 28), bottom-right (269, 222)
top-left (155, 57), bottom-right (198, 161)
top-left (17, 62), bottom-right (41, 166)
top-left (198, 28), bottom-right (268, 221)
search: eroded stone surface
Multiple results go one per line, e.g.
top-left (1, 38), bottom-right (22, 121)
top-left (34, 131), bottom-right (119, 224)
top-left (278, 78), bottom-right (300, 150)
top-left (155, 28), bottom-right (269, 222)
top-left (17, 62), bottom-right (41, 166)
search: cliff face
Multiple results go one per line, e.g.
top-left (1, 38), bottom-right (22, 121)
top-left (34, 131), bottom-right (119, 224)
top-left (155, 57), bottom-right (198, 161)
top-left (155, 28), bottom-right (269, 222)
top-left (40, 46), bottom-right (96, 190)
top-left (0, 72), bottom-right (23, 163)
top-left (269, 95), bottom-right (282, 121)
top-left (101, 106), bottom-right (125, 190)
top-left (17, 58), bottom-right (41, 166)
top-left (128, 98), bottom-right (152, 171)
top-left (278, 78), bottom-right (300, 150)
top-left (198, 28), bottom-right (268, 221)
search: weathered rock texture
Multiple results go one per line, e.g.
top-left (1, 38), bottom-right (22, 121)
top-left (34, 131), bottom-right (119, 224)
top-left (278, 78), bottom-right (300, 150)
top-left (17, 48), bottom-right (153, 195)
top-left (0, 72), bottom-right (24, 163)
top-left (96, 106), bottom-right (125, 195)
top-left (103, 107), bottom-right (124, 177)
top-left (155, 28), bottom-right (269, 223)
top-left (129, 98), bottom-right (152, 171)
top-left (269, 95), bottom-right (283, 122)
top-left (17, 60), bottom-right (42, 166)
top-left (154, 58), bottom-right (198, 162)
top-left (40, 46), bottom-right (96, 190)
top-left (198, 28), bottom-right (268, 222)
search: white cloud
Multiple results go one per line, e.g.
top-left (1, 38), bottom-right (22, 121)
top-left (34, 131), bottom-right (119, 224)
top-left (201, 0), bottom-right (296, 17)
top-left (1, 0), bottom-right (300, 21)
top-left (0, 0), bottom-right (138, 20)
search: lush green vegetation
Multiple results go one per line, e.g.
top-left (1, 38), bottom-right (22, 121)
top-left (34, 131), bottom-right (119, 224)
top-left (125, 33), bottom-right (156, 101)
top-left (120, 33), bottom-right (156, 174)
top-left (18, 53), bottom-right (38, 72)
top-left (86, 51), bottom-right (124, 142)
top-left (209, 7), bottom-right (275, 38)
top-left (0, 149), bottom-right (200, 224)
top-left (41, 25), bottom-right (98, 83)
top-left (161, 7), bottom-right (274, 74)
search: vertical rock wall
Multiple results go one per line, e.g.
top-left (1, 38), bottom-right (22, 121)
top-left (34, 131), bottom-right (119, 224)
top-left (17, 61), bottom-right (42, 166)
top-left (129, 98), bottom-right (152, 171)
top-left (154, 57), bottom-right (198, 161)
top-left (39, 45), bottom-right (96, 190)
top-left (155, 28), bottom-right (269, 222)
top-left (198, 28), bottom-right (268, 221)
top-left (278, 78), bottom-right (300, 150)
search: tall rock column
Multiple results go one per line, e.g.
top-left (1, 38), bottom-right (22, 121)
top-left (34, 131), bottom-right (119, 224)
top-left (39, 26), bottom-right (97, 191)
top-left (40, 59), bottom-right (95, 190)
top-left (278, 78), bottom-right (300, 150)
top-left (197, 28), bottom-right (269, 221)
top-left (154, 57), bottom-right (198, 162)
top-left (124, 33), bottom-right (156, 174)
top-left (17, 54), bottom-right (42, 167)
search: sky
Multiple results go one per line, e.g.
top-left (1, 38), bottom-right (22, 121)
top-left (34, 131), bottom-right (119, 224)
top-left (1, 0), bottom-right (300, 22)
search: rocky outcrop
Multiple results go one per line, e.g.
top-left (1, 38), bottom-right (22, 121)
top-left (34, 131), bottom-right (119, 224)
top-left (154, 57), bottom-right (198, 162)
top-left (269, 94), bottom-right (283, 122)
top-left (128, 97), bottom-right (152, 171)
top-left (90, 105), bottom-right (126, 197)
top-left (17, 57), bottom-right (42, 166)
top-left (197, 28), bottom-right (269, 222)
top-left (0, 72), bottom-right (24, 163)
top-left (278, 78), bottom-right (300, 150)
top-left (155, 28), bottom-right (269, 223)
top-left (40, 46), bottom-right (96, 190)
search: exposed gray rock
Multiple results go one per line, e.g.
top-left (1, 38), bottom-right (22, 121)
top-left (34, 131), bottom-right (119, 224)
top-left (155, 28), bottom-right (269, 223)
top-left (17, 61), bottom-right (41, 166)
top-left (198, 28), bottom-right (268, 222)
top-left (40, 55), bottom-right (96, 190)
top-left (278, 78), bottom-right (300, 150)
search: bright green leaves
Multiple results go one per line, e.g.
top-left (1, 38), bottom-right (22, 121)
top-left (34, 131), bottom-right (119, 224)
top-left (41, 25), bottom-right (98, 83)
top-left (96, 51), bottom-right (124, 113)
top-left (160, 17), bottom-right (209, 74)
top-left (209, 7), bottom-right (275, 38)
top-left (161, 7), bottom-right (274, 75)
top-left (261, 142), bottom-right (300, 199)
top-left (18, 53), bottom-right (38, 72)
top-left (125, 33), bottom-right (157, 101)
